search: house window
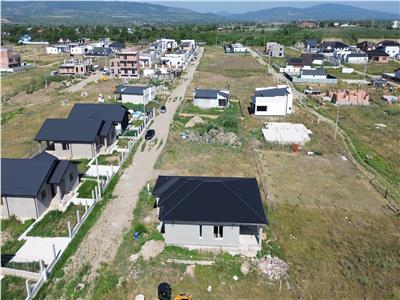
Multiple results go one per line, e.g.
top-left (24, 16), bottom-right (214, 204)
top-left (62, 143), bottom-right (69, 150)
top-left (41, 190), bottom-right (47, 199)
top-left (199, 225), bottom-right (203, 238)
top-left (69, 172), bottom-right (74, 182)
top-left (213, 226), bottom-right (223, 239)
top-left (257, 106), bottom-right (267, 112)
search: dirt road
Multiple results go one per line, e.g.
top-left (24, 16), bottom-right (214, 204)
top-left (63, 72), bottom-right (103, 93)
top-left (58, 48), bottom-right (204, 286)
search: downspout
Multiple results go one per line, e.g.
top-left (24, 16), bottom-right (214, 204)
top-left (4, 197), bottom-right (10, 218)
top-left (70, 142), bottom-right (73, 159)
top-left (34, 197), bottom-right (39, 218)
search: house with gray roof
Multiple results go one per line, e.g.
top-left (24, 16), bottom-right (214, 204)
top-left (252, 85), bottom-right (293, 116)
top-left (193, 88), bottom-right (230, 109)
top-left (286, 68), bottom-right (338, 84)
top-left (152, 175), bottom-right (268, 256)
top-left (115, 85), bottom-right (156, 105)
top-left (35, 118), bottom-right (114, 159)
top-left (1, 152), bottom-right (79, 219)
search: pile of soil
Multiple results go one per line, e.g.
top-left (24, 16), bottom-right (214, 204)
top-left (189, 128), bottom-right (241, 147)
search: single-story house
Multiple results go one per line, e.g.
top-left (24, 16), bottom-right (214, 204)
top-left (301, 53), bottom-right (324, 65)
top-left (298, 20), bottom-right (319, 28)
top-left (345, 53), bottom-right (368, 64)
top-left (377, 40), bottom-right (400, 58)
top-left (35, 118), bottom-right (115, 159)
top-left (286, 68), bottom-right (338, 84)
top-left (152, 176), bottom-right (268, 256)
top-left (252, 85), bottom-right (293, 116)
top-left (367, 49), bottom-right (389, 63)
top-left (262, 122), bottom-right (312, 145)
top-left (356, 41), bottom-right (376, 52)
top-left (108, 41), bottom-right (125, 52)
top-left (67, 103), bottom-right (130, 135)
top-left (1, 152), bottom-right (79, 219)
top-left (115, 85), bottom-right (156, 105)
top-left (304, 39), bottom-right (318, 51)
top-left (320, 41), bottom-right (348, 52)
top-left (193, 88), bottom-right (230, 109)
top-left (224, 43), bottom-right (248, 54)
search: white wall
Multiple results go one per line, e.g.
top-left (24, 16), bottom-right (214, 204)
top-left (164, 223), bottom-right (240, 248)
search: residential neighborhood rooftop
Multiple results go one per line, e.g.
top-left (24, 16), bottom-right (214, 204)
top-left (35, 118), bottom-right (104, 143)
top-left (68, 103), bottom-right (128, 123)
top-left (254, 87), bottom-right (289, 97)
top-left (115, 85), bottom-right (149, 95)
top-left (194, 88), bottom-right (229, 99)
top-left (153, 176), bottom-right (268, 225)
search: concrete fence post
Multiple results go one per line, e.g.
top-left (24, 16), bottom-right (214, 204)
top-left (25, 279), bottom-right (32, 298)
top-left (118, 154), bottom-right (121, 166)
top-left (52, 244), bottom-right (57, 260)
top-left (40, 260), bottom-right (48, 281)
top-left (91, 190), bottom-right (95, 201)
top-left (76, 210), bottom-right (81, 225)
top-left (68, 221), bottom-right (72, 238)
top-left (147, 183), bottom-right (150, 195)
top-left (85, 202), bottom-right (88, 213)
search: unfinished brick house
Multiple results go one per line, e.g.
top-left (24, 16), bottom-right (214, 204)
top-left (327, 90), bottom-right (370, 106)
top-left (110, 47), bottom-right (140, 78)
top-left (59, 57), bottom-right (92, 76)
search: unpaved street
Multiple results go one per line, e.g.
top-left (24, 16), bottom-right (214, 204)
top-left (59, 48), bottom-right (204, 284)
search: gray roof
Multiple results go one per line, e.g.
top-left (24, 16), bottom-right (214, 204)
top-left (254, 87), bottom-right (288, 97)
top-left (301, 69), bottom-right (327, 76)
top-left (99, 121), bottom-right (113, 137)
top-left (304, 39), bottom-right (318, 47)
top-left (68, 103), bottom-right (128, 123)
top-left (194, 89), bottom-right (229, 99)
top-left (153, 176), bottom-right (268, 225)
top-left (1, 158), bottom-right (56, 197)
top-left (35, 118), bottom-right (103, 143)
top-left (115, 85), bottom-right (148, 95)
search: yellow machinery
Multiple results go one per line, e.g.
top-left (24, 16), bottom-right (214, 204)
top-left (174, 294), bottom-right (192, 300)
top-left (99, 76), bottom-right (109, 81)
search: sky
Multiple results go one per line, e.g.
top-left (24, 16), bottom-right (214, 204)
top-left (150, 1), bottom-right (400, 14)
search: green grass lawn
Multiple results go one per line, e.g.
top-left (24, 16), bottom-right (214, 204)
top-left (1, 276), bottom-right (29, 300)
top-left (97, 153), bottom-right (120, 165)
top-left (77, 180), bottom-right (98, 198)
top-left (74, 159), bottom-right (91, 174)
top-left (326, 67), bottom-right (368, 80)
top-left (1, 217), bottom-right (34, 254)
top-left (27, 204), bottom-right (83, 237)
top-left (344, 60), bottom-right (400, 75)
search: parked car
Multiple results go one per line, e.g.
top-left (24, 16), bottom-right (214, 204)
top-left (145, 129), bottom-right (155, 140)
top-left (160, 105), bottom-right (166, 113)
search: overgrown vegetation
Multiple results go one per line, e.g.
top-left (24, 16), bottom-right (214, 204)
top-left (1, 276), bottom-right (28, 300)
top-left (77, 180), bottom-right (98, 198)
top-left (28, 204), bottom-right (82, 237)
top-left (1, 217), bottom-right (34, 254)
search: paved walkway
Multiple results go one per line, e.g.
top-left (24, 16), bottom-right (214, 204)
top-left (60, 48), bottom-right (204, 281)
top-left (12, 237), bottom-right (70, 265)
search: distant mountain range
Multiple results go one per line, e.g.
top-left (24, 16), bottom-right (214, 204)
top-left (228, 3), bottom-right (400, 22)
top-left (1, 2), bottom-right (399, 25)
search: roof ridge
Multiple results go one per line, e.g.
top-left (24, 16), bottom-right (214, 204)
top-left (162, 180), bottom-right (204, 220)
top-left (159, 178), bottom-right (191, 204)
top-left (221, 181), bottom-right (265, 223)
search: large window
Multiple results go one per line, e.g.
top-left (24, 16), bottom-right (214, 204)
top-left (213, 226), bottom-right (223, 239)
top-left (62, 143), bottom-right (69, 150)
top-left (257, 105), bottom-right (267, 112)
top-left (41, 190), bottom-right (47, 199)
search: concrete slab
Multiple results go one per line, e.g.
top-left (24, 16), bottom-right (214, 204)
top-left (11, 237), bottom-right (70, 265)
top-left (262, 122), bottom-right (312, 145)
top-left (85, 165), bottom-right (119, 177)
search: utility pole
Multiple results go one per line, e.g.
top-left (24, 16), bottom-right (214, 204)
top-left (215, 35), bottom-right (218, 48)
top-left (334, 105), bottom-right (340, 141)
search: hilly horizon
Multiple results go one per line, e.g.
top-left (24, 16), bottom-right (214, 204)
top-left (1, 1), bottom-right (399, 25)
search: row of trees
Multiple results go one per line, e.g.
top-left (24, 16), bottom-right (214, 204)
top-left (2, 23), bottom-right (399, 47)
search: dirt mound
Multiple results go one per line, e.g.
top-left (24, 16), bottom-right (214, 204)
top-left (189, 128), bottom-right (241, 147)
top-left (257, 255), bottom-right (288, 280)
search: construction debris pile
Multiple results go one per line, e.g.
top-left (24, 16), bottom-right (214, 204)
top-left (188, 128), bottom-right (241, 147)
top-left (257, 255), bottom-right (288, 281)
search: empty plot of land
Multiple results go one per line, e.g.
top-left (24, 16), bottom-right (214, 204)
top-left (259, 151), bottom-right (386, 212)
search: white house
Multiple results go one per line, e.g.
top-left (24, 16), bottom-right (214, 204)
top-left (377, 40), bottom-right (400, 58)
top-left (160, 53), bottom-right (187, 69)
top-left (149, 39), bottom-right (177, 53)
top-left (345, 53), bottom-right (368, 64)
top-left (225, 43), bottom-right (248, 53)
top-left (300, 69), bottom-right (327, 79)
top-left (70, 45), bottom-right (87, 55)
top-left (252, 85), bottom-right (293, 116)
top-left (193, 88), bottom-right (230, 109)
top-left (46, 45), bottom-right (69, 54)
top-left (115, 85), bottom-right (156, 105)
top-left (152, 176), bottom-right (268, 257)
